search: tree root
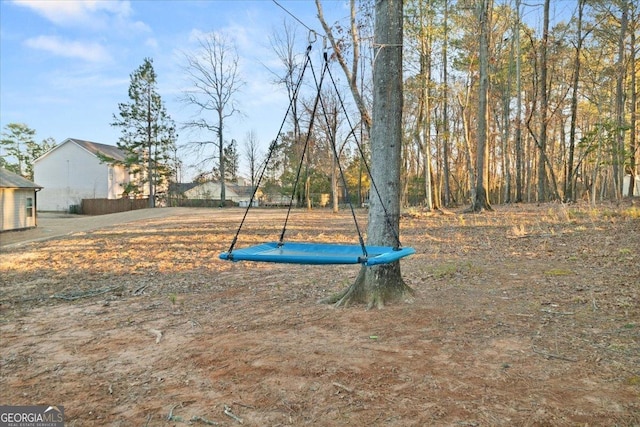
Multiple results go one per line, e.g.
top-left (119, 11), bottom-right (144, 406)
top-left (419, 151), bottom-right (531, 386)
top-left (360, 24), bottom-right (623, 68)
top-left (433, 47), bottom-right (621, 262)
top-left (318, 286), bottom-right (352, 306)
top-left (319, 264), bottom-right (414, 309)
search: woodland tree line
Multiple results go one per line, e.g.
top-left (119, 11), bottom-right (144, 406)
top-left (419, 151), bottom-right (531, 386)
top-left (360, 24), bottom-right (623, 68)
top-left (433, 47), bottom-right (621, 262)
top-left (252, 0), bottom-right (638, 211)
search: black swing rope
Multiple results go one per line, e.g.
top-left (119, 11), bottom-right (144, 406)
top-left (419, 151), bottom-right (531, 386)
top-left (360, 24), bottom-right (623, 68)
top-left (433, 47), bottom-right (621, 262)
top-left (310, 50), bottom-right (368, 259)
top-left (226, 42), bottom-right (314, 258)
top-left (277, 51), bottom-right (328, 247)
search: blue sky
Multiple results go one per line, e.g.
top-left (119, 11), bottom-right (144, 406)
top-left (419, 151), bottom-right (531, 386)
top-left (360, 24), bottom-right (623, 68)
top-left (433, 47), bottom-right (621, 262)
top-left (0, 0), bottom-right (349, 180)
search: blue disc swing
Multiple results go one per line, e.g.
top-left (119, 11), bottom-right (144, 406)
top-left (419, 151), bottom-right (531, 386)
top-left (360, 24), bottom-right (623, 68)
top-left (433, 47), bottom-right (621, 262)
top-left (219, 38), bottom-right (415, 267)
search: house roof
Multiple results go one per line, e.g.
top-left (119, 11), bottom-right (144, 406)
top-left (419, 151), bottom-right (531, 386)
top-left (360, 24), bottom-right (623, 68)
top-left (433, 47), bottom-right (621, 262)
top-left (71, 138), bottom-right (126, 162)
top-left (34, 138), bottom-right (126, 163)
top-left (0, 168), bottom-right (43, 189)
top-left (230, 184), bottom-right (256, 198)
top-left (169, 182), bottom-right (200, 194)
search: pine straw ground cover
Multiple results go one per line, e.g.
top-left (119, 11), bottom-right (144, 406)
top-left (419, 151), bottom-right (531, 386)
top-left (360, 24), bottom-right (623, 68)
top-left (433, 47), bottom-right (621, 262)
top-left (0, 202), bottom-right (638, 426)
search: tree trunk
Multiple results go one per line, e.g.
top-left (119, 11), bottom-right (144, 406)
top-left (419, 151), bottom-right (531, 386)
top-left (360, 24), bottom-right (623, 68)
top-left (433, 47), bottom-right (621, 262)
top-left (537, 0), bottom-right (550, 202)
top-left (614, 2), bottom-right (629, 199)
top-left (472, 0), bottom-right (492, 212)
top-left (591, 125), bottom-right (604, 206)
top-left (331, 151), bottom-right (339, 212)
top-left (442, 0), bottom-right (452, 207)
top-left (325, 0), bottom-right (412, 309)
top-left (418, 0), bottom-right (434, 210)
top-left (514, 0), bottom-right (524, 203)
top-left (218, 109), bottom-right (226, 206)
top-left (566, 0), bottom-right (585, 202)
top-left (629, 14), bottom-right (637, 196)
top-left (458, 87), bottom-right (476, 206)
top-left (146, 84), bottom-right (155, 208)
top-left (148, 142), bottom-right (155, 208)
top-left (502, 35), bottom-right (513, 203)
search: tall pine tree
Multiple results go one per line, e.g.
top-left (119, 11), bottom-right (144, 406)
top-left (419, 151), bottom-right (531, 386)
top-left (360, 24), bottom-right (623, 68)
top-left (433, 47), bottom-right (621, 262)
top-left (111, 58), bottom-right (177, 207)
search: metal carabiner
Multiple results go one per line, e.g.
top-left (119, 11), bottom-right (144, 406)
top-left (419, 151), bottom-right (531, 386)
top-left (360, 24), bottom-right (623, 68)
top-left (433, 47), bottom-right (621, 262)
top-left (308, 29), bottom-right (317, 45)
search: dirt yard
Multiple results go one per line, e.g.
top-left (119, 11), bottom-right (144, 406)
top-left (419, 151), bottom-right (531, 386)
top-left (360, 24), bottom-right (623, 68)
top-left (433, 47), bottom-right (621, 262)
top-left (1, 202), bottom-right (638, 426)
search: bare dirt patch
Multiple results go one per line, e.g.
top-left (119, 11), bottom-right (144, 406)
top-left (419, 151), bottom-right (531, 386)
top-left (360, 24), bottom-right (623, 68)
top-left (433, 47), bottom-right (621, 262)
top-left (1, 203), bottom-right (639, 426)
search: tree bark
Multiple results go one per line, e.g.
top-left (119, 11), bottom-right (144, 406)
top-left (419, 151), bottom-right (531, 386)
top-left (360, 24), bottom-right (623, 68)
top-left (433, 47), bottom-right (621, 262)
top-left (146, 83), bottom-right (155, 208)
top-left (566, 0), bottom-right (585, 202)
top-left (629, 10), bottom-right (637, 196)
top-left (471, 0), bottom-right (492, 212)
top-left (442, 0), bottom-right (452, 207)
top-left (537, 0), bottom-right (550, 202)
top-left (325, 0), bottom-right (412, 308)
top-left (614, 1), bottom-right (629, 199)
top-left (218, 110), bottom-right (226, 205)
top-left (514, 0), bottom-right (524, 203)
top-left (418, 0), bottom-right (434, 210)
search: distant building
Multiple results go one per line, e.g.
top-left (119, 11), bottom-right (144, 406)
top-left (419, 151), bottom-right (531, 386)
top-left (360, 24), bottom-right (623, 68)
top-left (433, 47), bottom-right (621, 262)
top-left (183, 181), bottom-right (258, 206)
top-left (623, 174), bottom-right (640, 197)
top-left (33, 138), bottom-right (131, 212)
top-left (0, 168), bottom-right (43, 231)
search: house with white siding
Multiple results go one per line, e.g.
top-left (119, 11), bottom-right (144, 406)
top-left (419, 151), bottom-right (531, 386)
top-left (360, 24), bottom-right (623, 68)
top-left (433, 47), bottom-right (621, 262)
top-left (0, 168), bottom-right (43, 231)
top-left (623, 174), bottom-right (640, 197)
top-left (33, 138), bottom-right (131, 212)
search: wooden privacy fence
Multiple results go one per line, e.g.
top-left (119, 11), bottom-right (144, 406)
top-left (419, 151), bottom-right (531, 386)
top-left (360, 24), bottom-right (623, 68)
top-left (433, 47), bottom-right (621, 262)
top-left (80, 198), bottom-right (149, 215)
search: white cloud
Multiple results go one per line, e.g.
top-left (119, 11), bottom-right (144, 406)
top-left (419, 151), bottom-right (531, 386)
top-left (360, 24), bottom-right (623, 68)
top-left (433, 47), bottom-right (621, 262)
top-left (13, 0), bottom-right (122, 24)
top-left (145, 37), bottom-right (159, 49)
top-left (24, 35), bottom-right (111, 63)
top-left (12, 0), bottom-right (149, 33)
top-left (187, 28), bottom-right (208, 44)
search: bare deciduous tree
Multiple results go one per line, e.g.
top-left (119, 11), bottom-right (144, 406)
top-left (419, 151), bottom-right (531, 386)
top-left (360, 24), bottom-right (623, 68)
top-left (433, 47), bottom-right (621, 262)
top-left (181, 32), bottom-right (244, 204)
top-left (243, 130), bottom-right (261, 188)
top-left (316, 0), bottom-right (372, 132)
